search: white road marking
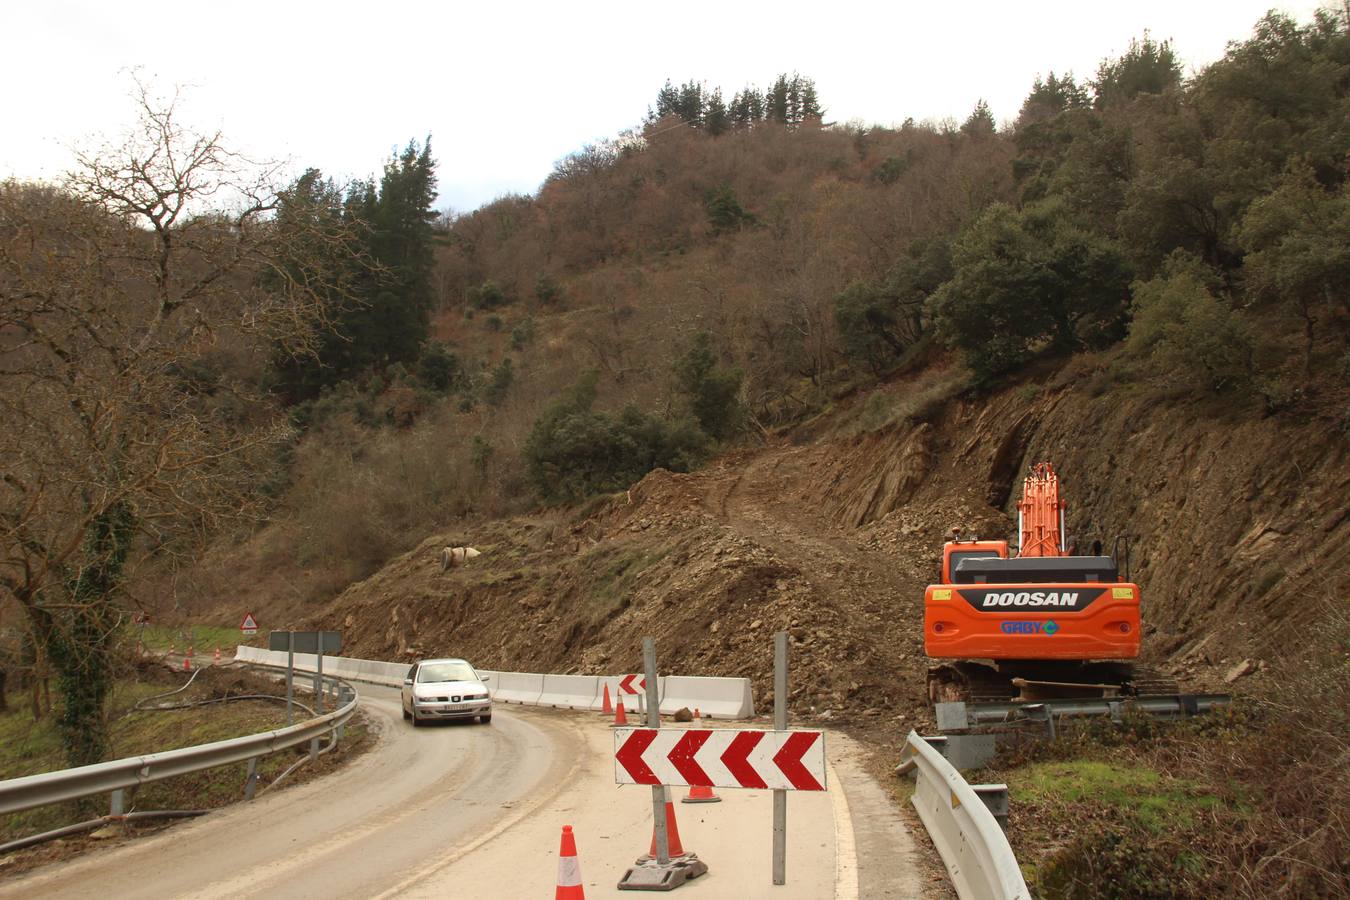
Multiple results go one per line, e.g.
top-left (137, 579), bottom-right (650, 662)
top-left (828, 755), bottom-right (860, 900)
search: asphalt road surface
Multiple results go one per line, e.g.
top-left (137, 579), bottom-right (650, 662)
top-left (0, 684), bottom-right (929, 898)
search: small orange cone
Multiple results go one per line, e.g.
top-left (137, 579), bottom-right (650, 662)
top-left (694, 707), bottom-right (701, 720)
top-left (187, 645), bottom-right (194, 658)
top-left (182, 657), bottom-right (191, 671)
top-left (647, 787), bottom-right (688, 858)
top-left (556, 825), bottom-right (584, 899)
top-left (610, 698), bottom-right (628, 727)
top-left (213, 647), bottom-right (222, 663)
top-left (169, 643), bottom-right (176, 655)
top-left (682, 783), bottom-right (721, 804)
top-left (601, 684), bottom-right (613, 715)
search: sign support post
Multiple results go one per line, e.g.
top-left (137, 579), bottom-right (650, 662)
top-left (643, 637), bottom-right (669, 866)
top-left (311, 645), bottom-right (325, 760)
top-left (285, 632), bottom-right (295, 727)
top-left (773, 630), bottom-right (788, 885)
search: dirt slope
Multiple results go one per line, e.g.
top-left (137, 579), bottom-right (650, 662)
top-left (294, 363), bottom-right (1348, 738)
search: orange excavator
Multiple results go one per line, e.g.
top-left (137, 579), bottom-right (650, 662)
top-left (924, 463), bottom-right (1171, 703)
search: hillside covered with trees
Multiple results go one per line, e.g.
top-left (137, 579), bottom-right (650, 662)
top-left (2, 0), bottom-right (1347, 855)
top-left (234, 9), bottom-right (1347, 602)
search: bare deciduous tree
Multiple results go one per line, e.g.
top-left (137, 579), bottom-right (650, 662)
top-left (0, 80), bottom-right (358, 766)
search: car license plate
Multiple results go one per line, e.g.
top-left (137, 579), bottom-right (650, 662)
top-left (446, 703), bottom-right (472, 711)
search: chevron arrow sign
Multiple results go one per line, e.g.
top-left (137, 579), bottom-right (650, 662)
top-left (614, 728), bottom-right (827, 791)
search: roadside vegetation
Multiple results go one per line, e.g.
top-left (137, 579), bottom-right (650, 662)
top-left (0, 661), bottom-right (370, 875)
top-left (984, 607), bottom-right (1350, 898)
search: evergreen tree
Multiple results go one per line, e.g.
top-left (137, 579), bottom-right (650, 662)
top-left (765, 74), bottom-right (791, 123)
top-left (648, 79), bottom-right (681, 123)
top-left (961, 99), bottom-right (997, 136)
top-left (1093, 33), bottom-right (1183, 107)
top-left (705, 88), bottom-right (730, 136)
top-left (676, 80), bottom-right (705, 126)
top-left (798, 79), bottom-right (823, 123)
top-left (270, 140), bottom-right (438, 402)
top-left (1017, 72), bottom-right (1090, 127)
top-left (675, 332), bottom-right (743, 438)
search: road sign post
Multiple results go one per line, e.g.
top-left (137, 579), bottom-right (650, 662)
top-left (644, 638), bottom-right (667, 866)
top-left (268, 631), bottom-right (341, 730)
top-left (773, 630), bottom-right (788, 885)
top-left (286, 632), bottom-right (295, 726)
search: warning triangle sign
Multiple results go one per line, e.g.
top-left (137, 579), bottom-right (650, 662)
top-left (240, 612), bottom-right (259, 632)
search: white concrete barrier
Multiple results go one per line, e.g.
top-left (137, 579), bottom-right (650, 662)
top-left (233, 648), bottom-right (756, 718)
top-left (492, 671), bottom-right (544, 705)
top-left (540, 674), bottom-right (600, 710)
top-left (661, 675), bottom-right (756, 719)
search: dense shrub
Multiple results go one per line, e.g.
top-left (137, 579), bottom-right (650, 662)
top-left (675, 332), bottom-right (742, 439)
top-left (524, 373), bottom-right (706, 503)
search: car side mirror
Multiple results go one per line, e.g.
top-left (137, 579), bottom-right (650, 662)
top-left (403, 678), bottom-right (413, 685)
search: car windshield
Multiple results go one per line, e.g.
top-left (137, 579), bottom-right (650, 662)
top-left (417, 662), bottom-right (477, 683)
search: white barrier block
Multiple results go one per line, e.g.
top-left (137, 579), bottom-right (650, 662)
top-left (660, 675), bottom-right (755, 719)
top-left (493, 671), bottom-right (544, 705)
top-left (540, 674), bottom-right (601, 710)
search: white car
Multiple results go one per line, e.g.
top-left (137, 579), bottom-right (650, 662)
top-left (401, 658), bottom-right (492, 725)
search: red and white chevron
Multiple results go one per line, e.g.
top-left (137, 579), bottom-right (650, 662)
top-left (614, 727), bottom-right (827, 791)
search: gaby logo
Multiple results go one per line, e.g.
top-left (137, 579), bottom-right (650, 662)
top-left (1000, 620), bottom-right (1060, 635)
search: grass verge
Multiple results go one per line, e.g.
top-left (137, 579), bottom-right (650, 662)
top-left (0, 661), bottom-right (372, 879)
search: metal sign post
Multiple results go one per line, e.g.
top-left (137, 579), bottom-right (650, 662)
top-left (773, 630), bottom-right (788, 885)
top-left (286, 633), bottom-right (295, 726)
top-left (643, 638), bottom-right (668, 865)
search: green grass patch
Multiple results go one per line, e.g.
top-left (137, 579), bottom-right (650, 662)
top-left (1011, 759), bottom-right (1222, 832)
top-left (579, 544), bottom-right (669, 618)
top-left (0, 666), bottom-right (372, 854)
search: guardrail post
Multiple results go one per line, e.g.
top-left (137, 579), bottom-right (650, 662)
top-left (110, 789), bottom-right (124, 817)
top-left (244, 757), bottom-right (260, 800)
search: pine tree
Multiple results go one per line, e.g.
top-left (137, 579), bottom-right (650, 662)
top-left (676, 80), bottom-right (705, 126)
top-left (798, 78), bottom-right (823, 123)
top-left (705, 88), bottom-right (730, 136)
top-left (765, 74), bottom-right (791, 124)
top-left (648, 79), bottom-right (681, 123)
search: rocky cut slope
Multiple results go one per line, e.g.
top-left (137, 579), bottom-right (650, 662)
top-left (299, 360), bottom-right (1349, 725)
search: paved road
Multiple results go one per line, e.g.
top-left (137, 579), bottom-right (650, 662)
top-left (0, 685), bottom-right (929, 898)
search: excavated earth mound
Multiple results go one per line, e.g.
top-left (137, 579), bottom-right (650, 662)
top-left (297, 365), bottom-right (1349, 743)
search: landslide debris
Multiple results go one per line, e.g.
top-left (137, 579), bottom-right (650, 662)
top-left (290, 363), bottom-right (1347, 747)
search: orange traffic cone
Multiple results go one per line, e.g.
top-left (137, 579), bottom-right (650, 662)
top-left (187, 645), bottom-right (194, 658)
top-left (601, 684), bottom-right (613, 715)
top-left (647, 787), bottom-right (688, 858)
top-left (182, 657), bottom-right (191, 671)
top-left (610, 698), bottom-right (628, 728)
top-left (693, 708), bottom-right (701, 720)
top-left (213, 647), bottom-right (222, 663)
top-left (556, 825), bottom-right (584, 899)
top-left (682, 783), bottom-right (721, 804)
top-left (169, 643), bottom-right (176, 655)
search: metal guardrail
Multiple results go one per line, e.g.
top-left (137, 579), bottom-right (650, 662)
top-left (897, 730), bottom-right (1029, 900)
top-left (0, 671), bottom-right (358, 817)
top-left (948, 693), bottom-right (1232, 728)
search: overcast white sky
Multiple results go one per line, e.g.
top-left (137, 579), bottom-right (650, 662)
top-left (2, 1), bottom-right (1327, 213)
